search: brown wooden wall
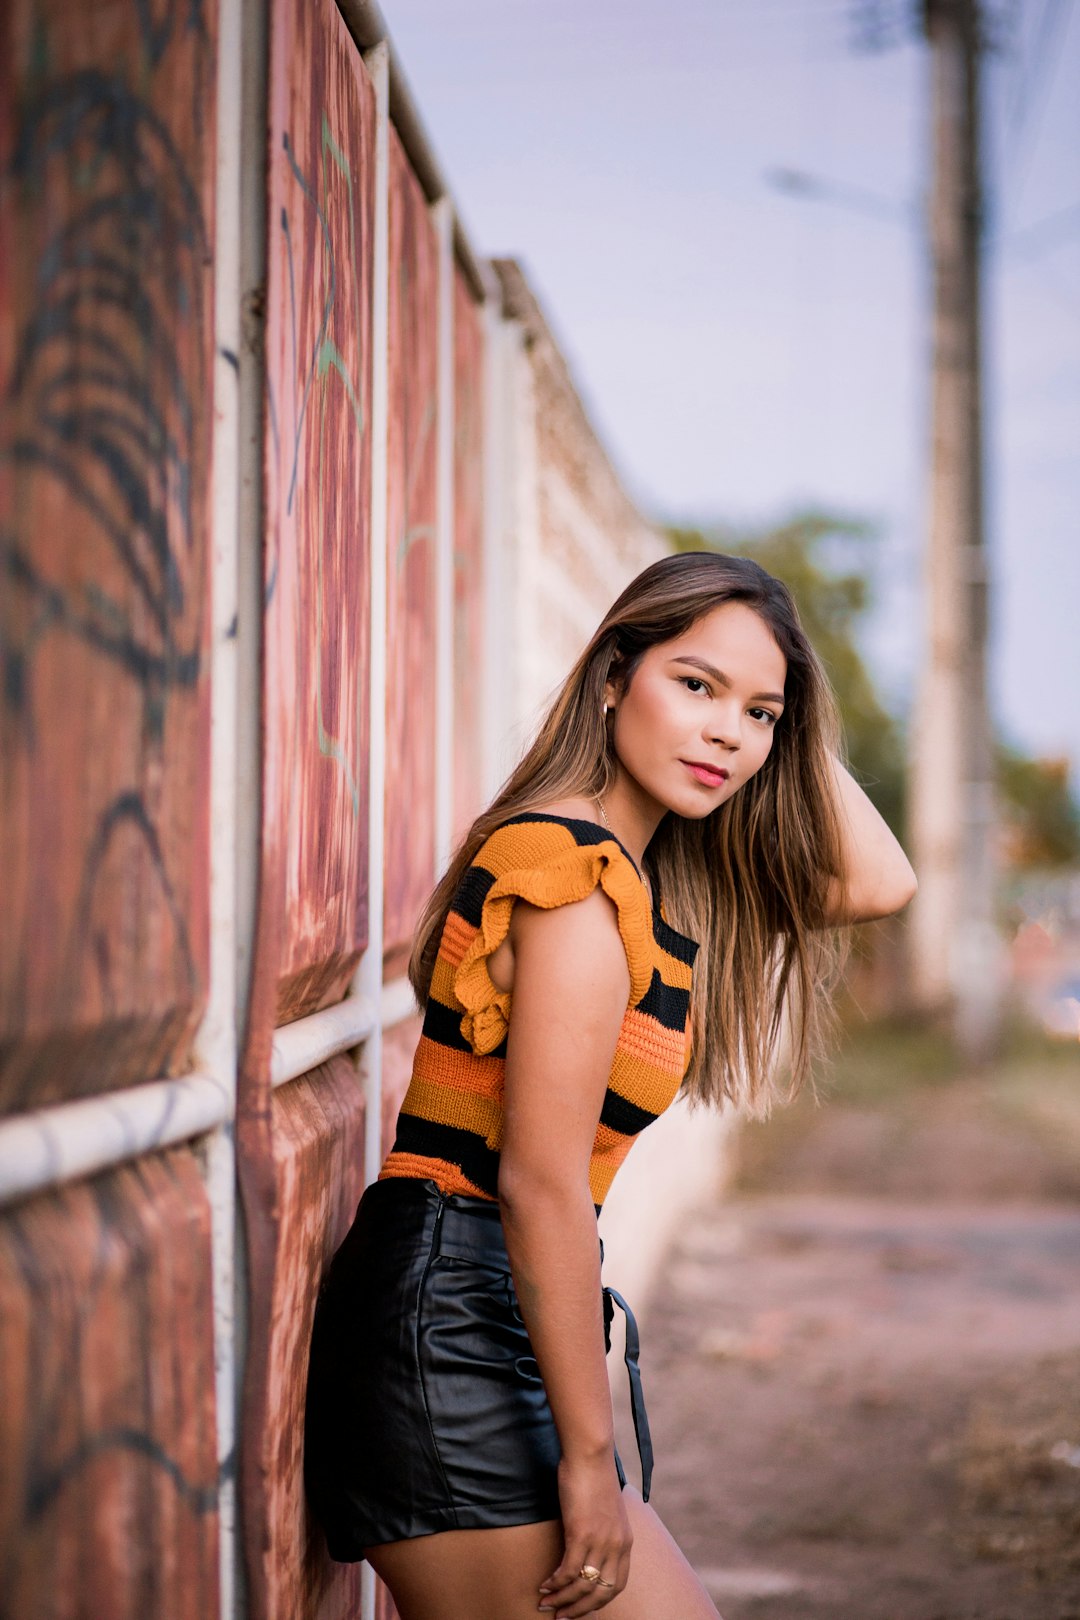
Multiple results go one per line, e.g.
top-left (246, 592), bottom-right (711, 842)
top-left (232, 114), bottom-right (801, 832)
top-left (0, 1), bottom-right (222, 1615)
top-left (238, 0), bottom-right (376, 1614)
top-left (382, 125), bottom-right (441, 981)
top-left (452, 267), bottom-right (488, 849)
top-left (0, 0), bottom-right (489, 1615)
top-left (262, 0), bottom-right (376, 1028)
top-left (0, 1150), bottom-right (222, 1619)
top-left (0, 0), bottom-right (216, 1114)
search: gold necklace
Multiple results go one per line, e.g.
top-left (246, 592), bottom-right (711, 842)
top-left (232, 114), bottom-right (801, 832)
top-left (594, 795), bottom-right (652, 908)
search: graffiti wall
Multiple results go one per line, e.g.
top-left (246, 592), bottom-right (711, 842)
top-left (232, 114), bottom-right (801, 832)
top-left (239, 0), bottom-right (376, 1613)
top-left (0, 1), bottom-right (221, 1613)
top-left (0, 5), bottom-right (690, 1620)
top-left (0, 0), bottom-right (216, 1112)
top-left (452, 268), bottom-right (487, 848)
top-left (382, 127), bottom-right (440, 980)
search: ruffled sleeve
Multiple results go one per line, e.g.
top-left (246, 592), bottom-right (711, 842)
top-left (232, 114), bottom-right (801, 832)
top-left (451, 820), bottom-right (655, 1057)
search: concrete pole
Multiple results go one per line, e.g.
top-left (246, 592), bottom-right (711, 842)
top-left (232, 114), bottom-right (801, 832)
top-left (907, 0), bottom-right (1004, 1060)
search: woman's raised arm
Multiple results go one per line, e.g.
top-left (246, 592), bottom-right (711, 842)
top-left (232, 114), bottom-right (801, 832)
top-left (497, 884), bottom-right (636, 1616)
top-left (820, 752), bottom-right (918, 926)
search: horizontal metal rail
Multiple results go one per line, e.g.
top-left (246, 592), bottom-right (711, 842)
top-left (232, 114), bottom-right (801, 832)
top-left (0, 1073), bottom-right (232, 1208)
top-left (0, 974), bottom-right (423, 1204)
top-left (270, 992), bottom-right (378, 1087)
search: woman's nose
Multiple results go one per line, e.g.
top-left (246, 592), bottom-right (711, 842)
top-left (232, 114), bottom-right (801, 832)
top-left (706, 712), bottom-right (741, 749)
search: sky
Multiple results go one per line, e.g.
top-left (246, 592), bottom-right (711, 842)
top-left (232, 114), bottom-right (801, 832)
top-left (384, 0), bottom-right (1080, 791)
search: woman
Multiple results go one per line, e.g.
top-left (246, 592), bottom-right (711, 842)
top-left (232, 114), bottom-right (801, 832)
top-left (303, 551), bottom-right (918, 1618)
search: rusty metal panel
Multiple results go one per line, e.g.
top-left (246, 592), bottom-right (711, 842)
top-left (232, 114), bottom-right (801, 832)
top-left (0, 0), bottom-right (218, 1116)
top-left (0, 1147), bottom-right (220, 1619)
top-left (256, 1061), bottom-right (366, 1620)
top-left (382, 130), bottom-right (439, 979)
top-left (262, 0), bottom-right (376, 1028)
top-left (451, 269), bottom-right (486, 847)
top-left (238, 2), bottom-right (377, 1615)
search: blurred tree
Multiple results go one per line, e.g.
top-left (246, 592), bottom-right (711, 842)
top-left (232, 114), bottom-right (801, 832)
top-left (664, 511), bottom-right (1080, 872)
top-left (996, 744), bottom-right (1080, 869)
top-left (665, 510), bottom-right (907, 839)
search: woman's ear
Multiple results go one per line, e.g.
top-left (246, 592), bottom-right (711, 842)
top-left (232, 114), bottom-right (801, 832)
top-left (603, 658), bottom-right (628, 711)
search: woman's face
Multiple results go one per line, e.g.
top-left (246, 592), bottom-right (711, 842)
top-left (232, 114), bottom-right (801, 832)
top-left (603, 601), bottom-right (788, 820)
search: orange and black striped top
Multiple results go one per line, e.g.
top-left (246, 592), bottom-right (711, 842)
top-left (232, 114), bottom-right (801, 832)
top-left (378, 812), bottom-right (700, 1210)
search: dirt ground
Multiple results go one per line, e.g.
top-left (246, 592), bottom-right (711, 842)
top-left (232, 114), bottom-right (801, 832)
top-left (619, 1018), bottom-right (1080, 1620)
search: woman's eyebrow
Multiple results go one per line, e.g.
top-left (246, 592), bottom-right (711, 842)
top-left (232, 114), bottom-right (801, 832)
top-left (669, 655), bottom-right (786, 706)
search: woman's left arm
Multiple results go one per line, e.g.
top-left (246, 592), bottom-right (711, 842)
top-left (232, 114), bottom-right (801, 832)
top-left (820, 753), bottom-right (918, 926)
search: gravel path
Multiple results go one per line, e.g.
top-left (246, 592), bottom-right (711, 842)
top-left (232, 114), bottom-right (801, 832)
top-left (620, 1071), bottom-right (1080, 1619)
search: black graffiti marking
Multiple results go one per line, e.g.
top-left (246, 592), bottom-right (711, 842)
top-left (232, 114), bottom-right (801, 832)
top-left (26, 1425), bottom-right (220, 1519)
top-left (1, 68), bottom-right (211, 735)
top-left (1, 1157), bottom-right (220, 1612)
top-left (134, 0), bottom-right (209, 72)
top-left (2, 538), bottom-right (199, 700)
top-left (65, 789), bottom-right (200, 1010)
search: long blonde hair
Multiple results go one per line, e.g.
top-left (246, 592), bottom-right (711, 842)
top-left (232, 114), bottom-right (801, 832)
top-left (409, 551), bottom-right (853, 1118)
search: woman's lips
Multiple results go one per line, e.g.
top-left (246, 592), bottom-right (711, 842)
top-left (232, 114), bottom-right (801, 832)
top-left (682, 760), bottom-right (729, 787)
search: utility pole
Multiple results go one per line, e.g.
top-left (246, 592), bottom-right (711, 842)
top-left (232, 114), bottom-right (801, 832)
top-left (906, 0), bottom-right (1004, 1061)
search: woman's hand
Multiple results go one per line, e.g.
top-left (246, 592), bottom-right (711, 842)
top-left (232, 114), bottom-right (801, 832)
top-left (495, 881), bottom-right (637, 1614)
top-left (538, 1452), bottom-right (633, 1615)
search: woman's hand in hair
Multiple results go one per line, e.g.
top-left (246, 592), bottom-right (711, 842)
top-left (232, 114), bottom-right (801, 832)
top-left (820, 752), bottom-right (918, 926)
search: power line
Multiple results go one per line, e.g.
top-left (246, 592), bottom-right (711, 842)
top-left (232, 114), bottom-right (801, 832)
top-left (1006, 0), bottom-right (1068, 136)
top-left (764, 166), bottom-right (916, 225)
top-left (1003, 199), bottom-right (1080, 257)
top-left (1001, 0), bottom-right (1074, 206)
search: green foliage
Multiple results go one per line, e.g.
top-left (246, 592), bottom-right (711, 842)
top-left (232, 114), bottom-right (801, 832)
top-left (664, 510), bottom-right (1080, 870)
top-left (665, 509), bottom-right (907, 837)
top-left (996, 741), bottom-right (1080, 868)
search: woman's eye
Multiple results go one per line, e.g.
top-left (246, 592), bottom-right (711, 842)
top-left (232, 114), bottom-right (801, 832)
top-left (679, 679), bottom-right (778, 725)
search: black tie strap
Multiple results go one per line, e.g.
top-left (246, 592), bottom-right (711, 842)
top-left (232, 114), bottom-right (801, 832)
top-left (602, 1284), bottom-right (654, 1503)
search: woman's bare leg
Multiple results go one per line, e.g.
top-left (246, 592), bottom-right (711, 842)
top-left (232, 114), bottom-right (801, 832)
top-left (365, 1487), bottom-right (721, 1620)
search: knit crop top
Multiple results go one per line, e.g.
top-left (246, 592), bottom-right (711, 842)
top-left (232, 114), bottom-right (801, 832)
top-left (378, 811), bottom-right (701, 1210)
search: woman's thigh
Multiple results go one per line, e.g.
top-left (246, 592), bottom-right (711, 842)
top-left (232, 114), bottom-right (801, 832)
top-left (365, 1488), bottom-right (721, 1620)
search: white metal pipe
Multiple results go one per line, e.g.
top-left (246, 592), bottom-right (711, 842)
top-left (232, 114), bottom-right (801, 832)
top-left (381, 974), bottom-right (420, 1030)
top-left (269, 993), bottom-right (379, 1088)
top-left (226, 0), bottom-right (271, 1611)
top-left (0, 1073), bottom-right (232, 1208)
top-left (357, 45), bottom-right (391, 1619)
top-left (360, 39), bottom-right (390, 1196)
top-left (190, 0), bottom-right (246, 1611)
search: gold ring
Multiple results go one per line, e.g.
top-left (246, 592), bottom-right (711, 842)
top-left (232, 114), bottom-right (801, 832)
top-left (579, 1565), bottom-right (614, 1588)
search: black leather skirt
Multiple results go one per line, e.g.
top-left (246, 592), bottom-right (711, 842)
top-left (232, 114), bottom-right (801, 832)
top-left (302, 1175), bottom-right (653, 1562)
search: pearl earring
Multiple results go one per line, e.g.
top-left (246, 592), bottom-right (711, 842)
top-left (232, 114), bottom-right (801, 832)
top-left (601, 700), bottom-right (609, 717)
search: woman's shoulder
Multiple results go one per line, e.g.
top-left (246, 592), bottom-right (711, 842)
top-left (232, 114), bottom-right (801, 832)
top-left (470, 801), bottom-right (633, 871)
top-left (448, 804), bottom-right (656, 1054)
